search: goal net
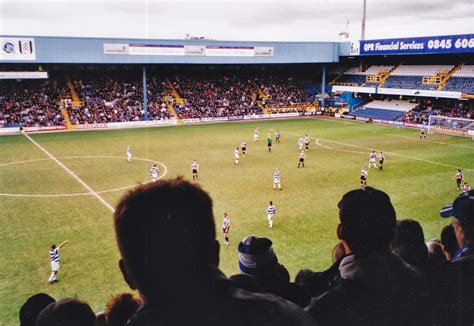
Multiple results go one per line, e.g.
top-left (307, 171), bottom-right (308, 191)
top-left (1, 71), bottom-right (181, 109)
top-left (428, 115), bottom-right (474, 139)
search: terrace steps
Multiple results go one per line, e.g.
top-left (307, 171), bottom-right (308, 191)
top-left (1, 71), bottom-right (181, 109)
top-left (166, 80), bottom-right (185, 105)
top-left (378, 64), bottom-right (401, 87)
top-left (66, 80), bottom-right (83, 107)
top-left (60, 107), bottom-right (74, 129)
top-left (437, 63), bottom-right (464, 91)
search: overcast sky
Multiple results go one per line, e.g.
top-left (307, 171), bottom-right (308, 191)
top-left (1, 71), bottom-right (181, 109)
top-left (0, 0), bottom-right (473, 41)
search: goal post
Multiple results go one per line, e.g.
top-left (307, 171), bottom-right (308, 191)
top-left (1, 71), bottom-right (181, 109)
top-left (428, 115), bottom-right (474, 139)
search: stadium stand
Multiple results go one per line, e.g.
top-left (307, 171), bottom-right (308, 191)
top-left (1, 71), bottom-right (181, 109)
top-left (171, 76), bottom-right (262, 119)
top-left (397, 100), bottom-right (472, 124)
top-left (443, 65), bottom-right (474, 93)
top-left (352, 100), bottom-right (418, 120)
top-left (383, 65), bottom-right (455, 90)
top-left (333, 65), bottom-right (395, 86)
top-left (67, 77), bottom-right (144, 124)
top-left (0, 80), bottom-right (65, 127)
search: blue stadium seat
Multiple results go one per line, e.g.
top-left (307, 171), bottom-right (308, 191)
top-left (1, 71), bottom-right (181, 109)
top-left (351, 108), bottom-right (405, 121)
top-left (443, 77), bottom-right (474, 93)
top-left (383, 76), bottom-right (438, 90)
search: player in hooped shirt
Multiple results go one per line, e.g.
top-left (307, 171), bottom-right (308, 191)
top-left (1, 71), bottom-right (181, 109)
top-left (191, 161), bottom-right (199, 180)
top-left (368, 150), bottom-right (377, 169)
top-left (48, 240), bottom-right (68, 284)
top-left (267, 201), bottom-right (277, 228)
top-left (273, 168), bottom-right (282, 190)
top-left (222, 213), bottom-right (231, 246)
top-left (253, 127), bottom-right (259, 142)
top-left (150, 164), bottom-right (160, 182)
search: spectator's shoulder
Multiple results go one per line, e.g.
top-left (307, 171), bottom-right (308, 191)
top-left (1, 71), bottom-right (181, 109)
top-left (235, 288), bottom-right (317, 326)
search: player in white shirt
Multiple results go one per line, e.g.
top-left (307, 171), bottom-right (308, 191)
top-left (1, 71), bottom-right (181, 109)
top-left (253, 127), bottom-right (259, 142)
top-left (191, 161), bottom-right (199, 180)
top-left (273, 168), bottom-right (282, 190)
top-left (297, 137), bottom-right (304, 151)
top-left (234, 147), bottom-right (240, 165)
top-left (360, 167), bottom-right (368, 187)
top-left (48, 240), bottom-right (68, 284)
top-left (267, 201), bottom-right (277, 228)
top-left (150, 164), bottom-right (159, 182)
top-left (275, 130), bottom-right (281, 143)
top-left (127, 146), bottom-right (132, 163)
top-left (298, 150), bottom-right (305, 168)
top-left (304, 135), bottom-right (310, 152)
top-left (368, 150), bottom-right (377, 168)
top-left (222, 213), bottom-right (231, 246)
top-left (241, 141), bottom-right (247, 157)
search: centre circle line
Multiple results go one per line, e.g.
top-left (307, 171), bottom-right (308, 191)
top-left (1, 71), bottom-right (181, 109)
top-left (0, 155), bottom-right (168, 197)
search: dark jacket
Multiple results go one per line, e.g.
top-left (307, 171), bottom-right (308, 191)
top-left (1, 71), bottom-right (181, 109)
top-left (127, 267), bottom-right (316, 326)
top-left (432, 246), bottom-right (474, 326)
top-left (306, 253), bottom-right (429, 326)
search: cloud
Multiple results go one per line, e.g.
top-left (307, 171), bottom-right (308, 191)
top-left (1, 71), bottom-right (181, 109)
top-left (0, 0), bottom-right (472, 41)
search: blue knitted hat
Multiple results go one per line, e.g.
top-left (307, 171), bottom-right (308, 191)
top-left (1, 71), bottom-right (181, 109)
top-left (238, 235), bottom-right (278, 276)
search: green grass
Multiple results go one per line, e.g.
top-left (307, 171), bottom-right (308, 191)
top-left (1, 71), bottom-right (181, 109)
top-left (0, 117), bottom-right (473, 324)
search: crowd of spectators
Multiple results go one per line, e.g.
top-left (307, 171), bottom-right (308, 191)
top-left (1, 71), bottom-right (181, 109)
top-left (3, 73), bottom-right (472, 128)
top-left (21, 178), bottom-right (474, 325)
top-left (0, 73), bottom-right (315, 127)
top-left (258, 77), bottom-right (312, 107)
top-left (67, 78), bottom-right (144, 124)
top-left (398, 100), bottom-right (473, 124)
top-left (0, 80), bottom-right (65, 127)
top-left (171, 75), bottom-right (262, 119)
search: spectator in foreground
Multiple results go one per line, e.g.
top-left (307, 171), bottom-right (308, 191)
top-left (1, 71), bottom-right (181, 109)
top-left (435, 190), bottom-right (474, 325)
top-left (306, 187), bottom-right (429, 325)
top-left (113, 177), bottom-right (315, 325)
top-left (295, 242), bottom-right (347, 298)
top-left (19, 293), bottom-right (55, 326)
top-left (390, 219), bottom-right (429, 272)
top-left (426, 239), bottom-right (446, 266)
top-left (229, 274), bottom-right (264, 293)
top-left (440, 224), bottom-right (459, 261)
top-left (35, 298), bottom-right (96, 326)
top-left (104, 293), bottom-right (142, 326)
top-left (237, 235), bottom-right (311, 308)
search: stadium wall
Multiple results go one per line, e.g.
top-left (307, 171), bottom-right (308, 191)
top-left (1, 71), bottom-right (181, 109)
top-left (0, 36), bottom-right (340, 64)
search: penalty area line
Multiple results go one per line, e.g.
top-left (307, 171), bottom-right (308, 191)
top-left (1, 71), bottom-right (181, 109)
top-left (23, 134), bottom-right (115, 212)
top-left (273, 129), bottom-right (473, 172)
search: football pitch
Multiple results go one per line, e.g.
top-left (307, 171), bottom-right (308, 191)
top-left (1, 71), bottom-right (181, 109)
top-left (1, 117), bottom-right (473, 323)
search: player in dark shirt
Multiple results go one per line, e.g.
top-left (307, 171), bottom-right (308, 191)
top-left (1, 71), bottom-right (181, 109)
top-left (267, 135), bottom-right (273, 152)
top-left (378, 152), bottom-right (385, 171)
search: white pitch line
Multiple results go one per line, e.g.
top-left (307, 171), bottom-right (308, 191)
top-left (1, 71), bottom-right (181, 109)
top-left (0, 156), bottom-right (168, 198)
top-left (315, 139), bottom-right (366, 154)
top-left (274, 129), bottom-right (473, 172)
top-left (385, 133), bottom-right (474, 149)
top-left (23, 134), bottom-right (115, 212)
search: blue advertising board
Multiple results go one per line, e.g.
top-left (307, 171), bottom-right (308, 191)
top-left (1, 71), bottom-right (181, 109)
top-left (350, 34), bottom-right (474, 56)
